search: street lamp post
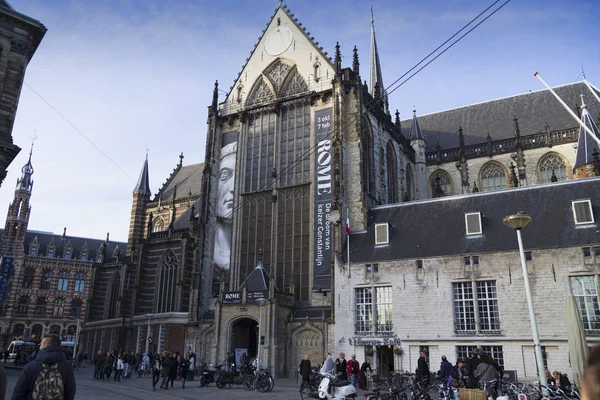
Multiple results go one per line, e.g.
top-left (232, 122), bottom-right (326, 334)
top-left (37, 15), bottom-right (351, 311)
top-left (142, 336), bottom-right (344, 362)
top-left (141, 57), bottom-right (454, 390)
top-left (145, 315), bottom-right (151, 356)
top-left (66, 316), bottom-right (80, 367)
top-left (503, 212), bottom-right (548, 391)
top-left (256, 298), bottom-right (268, 369)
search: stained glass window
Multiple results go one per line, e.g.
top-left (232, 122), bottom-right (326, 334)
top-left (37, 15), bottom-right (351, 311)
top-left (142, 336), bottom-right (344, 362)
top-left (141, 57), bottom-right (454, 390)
top-left (480, 163), bottom-right (506, 192)
top-left (539, 153), bottom-right (567, 183)
top-left (157, 251), bottom-right (178, 313)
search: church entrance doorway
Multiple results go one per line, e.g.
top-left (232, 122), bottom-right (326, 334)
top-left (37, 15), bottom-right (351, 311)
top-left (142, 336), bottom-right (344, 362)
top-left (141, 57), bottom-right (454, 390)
top-left (376, 345), bottom-right (394, 377)
top-left (230, 318), bottom-right (258, 365)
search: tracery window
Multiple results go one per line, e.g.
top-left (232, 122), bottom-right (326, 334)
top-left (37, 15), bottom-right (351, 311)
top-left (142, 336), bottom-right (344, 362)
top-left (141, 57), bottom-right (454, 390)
top-left (53, 298), bottom-right (65, 317)
top-left (17, 296), bottom-right (29, 315)
top-left (405, 164), bottom-right (414, 201)
top-left (107, 273), bottom-right (120, 319)
top-left (480, 162), bottom-right (506, 192)
top-left (39, 270), bottom-right (52, 290)
top-left (247, 78), bottom-right (275, 106)
top-left (74, 272), bottom-right (85, 292)
top-left (386, 142), bottom-right (398, 203)
top-left (539, 153), bottom-right (567, 183)
top-left (280, 69), bottom-right (309, 98)
top-left (430, 169), bottom-right (452, 198)
top-left (279, 101), bottom-right (311, 187)
top-left (157, 251), bottom-right (178, 313)
top-left (152, 217), bottom-right (165, 233)
top-left (266, 61), bottom-right (291, 90)
top-left (22, 268), bottom-right (35, 289)
top-left (35, 297), bottom-right (47, 316)
top-left (361, 118), bottom-right (375, 197)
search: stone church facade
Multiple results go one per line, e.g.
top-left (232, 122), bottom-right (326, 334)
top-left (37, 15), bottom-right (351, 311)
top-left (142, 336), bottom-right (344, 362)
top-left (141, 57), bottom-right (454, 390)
top-left (85, 1), bottom-right (600, 382)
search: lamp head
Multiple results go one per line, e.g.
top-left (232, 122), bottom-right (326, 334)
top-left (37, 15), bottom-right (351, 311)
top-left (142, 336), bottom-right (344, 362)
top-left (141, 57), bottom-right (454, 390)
top-left (256, 298), bottom-right (268, 307)
top-left (503, 212), bottom-right (531, 230)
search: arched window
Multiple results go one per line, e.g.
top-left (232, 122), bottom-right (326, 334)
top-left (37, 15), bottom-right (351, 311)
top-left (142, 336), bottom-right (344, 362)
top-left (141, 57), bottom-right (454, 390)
top-left (538, 153), bottom-right (568, 183)
top-left (152, 217), bottom-right (165, 233)
top-left (361, 118), bottom-right (375, 197)
top-left (157, 251), bottom-right (178, 313)
top-left (17, 296), bottom-right (29, 315)
top-left (12, 323), bottom-right (25, 339)
top-left (31, 324), bottom-right (43, 342)
top-left (47, 248), bottom-right (54, 258)
top-left (30, 246), bottom-right (37, 256)
top-left (64, 250), bottom-right (71, 259)
top-left (53, 298), bottom-right (65, 317)
top-left (74, 272), bottom-right (85, 292)
top-left (430, 169), bottom-right (453, 198)
top-left (22, 268), bottom-right (35, 289)
top-left (35, 297), bottom-right (47, 316)
top-left (70, 300), bottom-right (82, 318)
top-left (480, 162), bottom-right (507, 192)
top-left (107, 273), bottom-right (121, 319)
top-left (386, 142), bottom-right (398, 203)
top-left (49, 324), bottom-right (61, 335)
top-left (57, 271), bottom-right (68, 291)
top-left (405, 164), bottom-right (414, 201)
top-left (81, 252), bottom-right (87, 261)
top-left (40, 270), bottom-right (51, 290)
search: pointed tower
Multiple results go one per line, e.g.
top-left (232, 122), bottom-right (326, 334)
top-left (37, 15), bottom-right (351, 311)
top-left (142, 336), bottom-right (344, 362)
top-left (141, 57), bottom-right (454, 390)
top-left (408, 110), bottom-right (427, 199)
top-left (2, 142), bottom-right (34, 249)
top-left (574, 95), bottom-right (600, 179)
top-left (127, 154), bottom-right (151, 256)
top-left (369, 6), bottom-right (389, 114)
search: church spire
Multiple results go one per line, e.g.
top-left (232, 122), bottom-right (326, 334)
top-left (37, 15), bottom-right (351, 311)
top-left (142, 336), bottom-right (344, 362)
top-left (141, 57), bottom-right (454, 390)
top-left (17, 138), bottom-right (35, 192)
top-left (369, 5), bottom-right (388, 113)
top-left (574, 95), bottom-right (600, 174)
top-left (133, 153), bottom-right (151, 195)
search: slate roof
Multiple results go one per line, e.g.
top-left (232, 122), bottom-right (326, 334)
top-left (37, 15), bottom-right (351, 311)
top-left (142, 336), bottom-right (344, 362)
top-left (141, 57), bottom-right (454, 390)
top-left (408, 110), bottom-right (425, 141)
top-left (171, 197), bottom-right (201, 230)
top-left (239, 255), bottom-right (272, 291)
top-left (574, 103), bottom-right (600, 170)
top-left (0, 229), bottom-right (125, 261)
top-left (347, 177), bottom-right (600, 263)
top-left (154, 163), bottom-right (203, 202)
top-left (133, 156), bottom-right (150, 194)
top-left (401, 81), bottom-right (600, 152)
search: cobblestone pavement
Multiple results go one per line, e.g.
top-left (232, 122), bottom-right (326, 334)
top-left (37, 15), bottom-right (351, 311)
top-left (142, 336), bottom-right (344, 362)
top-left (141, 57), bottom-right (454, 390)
top-left (4, 365), bottom-right (308, 399)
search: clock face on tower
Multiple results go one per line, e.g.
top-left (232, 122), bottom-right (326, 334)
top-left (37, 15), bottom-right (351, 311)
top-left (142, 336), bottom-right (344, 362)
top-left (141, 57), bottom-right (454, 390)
top-left (264, 27), bottom-right (294, 56)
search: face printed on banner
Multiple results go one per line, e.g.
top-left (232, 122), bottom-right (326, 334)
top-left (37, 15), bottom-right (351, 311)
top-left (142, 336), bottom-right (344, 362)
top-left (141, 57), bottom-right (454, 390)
top-left (217, 142), bottom-right (237, 219)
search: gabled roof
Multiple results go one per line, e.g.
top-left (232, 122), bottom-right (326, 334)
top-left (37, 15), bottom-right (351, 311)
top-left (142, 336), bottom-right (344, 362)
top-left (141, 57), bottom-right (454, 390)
top-left (0, 1), bottom-right (14, 10)
top-left (403, 81), bottom-right (600, 152)
top-left (346, 177), bottom-right (600, 263)
top-left (223, 3), bottom-right (333, 101)
top-left (574, 100), bottom-right (600, 170)
top-left (239, 253), bottom-right (271, 292)
top-left (133, 156), bottom-right (150, 195)
top-left (153, 163), bottom-right (203, 202)
top-left (172, 198), bottom-right (201, 230)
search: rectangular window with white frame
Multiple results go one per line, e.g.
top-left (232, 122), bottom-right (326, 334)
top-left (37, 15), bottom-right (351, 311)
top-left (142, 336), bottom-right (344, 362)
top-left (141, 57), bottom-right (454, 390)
top-left (375, 223), bottom-right (389, 245)
top-left (456, 345), bottom-right (477, 362)
top-left (376, 286), bottom-right (393, 333)
top-left (465, 212), bottom-right (482, 235)
top-left (355, 287), bottom-right (373, 333)
top-left (481, 345), bottom-right (504, 368)
top-left (453, 281), bottom-right (500, 334)
top-left (571, 275), bottom-right (600, 331)
top-left (572, 200), bottom-right (594, 225)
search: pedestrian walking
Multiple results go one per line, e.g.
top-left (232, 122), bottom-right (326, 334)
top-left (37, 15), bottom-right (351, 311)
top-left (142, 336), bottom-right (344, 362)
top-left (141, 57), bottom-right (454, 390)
top-left (160, 351), bottom-right (172, 390)
top-left (359, 358), bottom-right (372, 390)
top-left (152, 356), bottom-right (161, 391)
top-left (168, 353), bottom-right (179, 388)
top-left (11, 335), bottom-right (76, 400)
top-left (115, 354), bottom-right (124, 382)
top-left (299, 354), bottom-right (312, 389)
top-left (466, 351), bottom-right (480, 388)
top-left (346, 355), bottom-right (360, 386)
top-left (438, 355), bottom-right (453, 383)
top-left (180, 354), bottom-right (191, 389)
top-left (416, 351), bottom-right (430, 386)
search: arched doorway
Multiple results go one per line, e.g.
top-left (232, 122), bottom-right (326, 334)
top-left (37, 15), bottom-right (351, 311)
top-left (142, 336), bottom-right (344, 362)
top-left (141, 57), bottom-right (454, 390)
top-left (230, 318), bottom-right (258, 363)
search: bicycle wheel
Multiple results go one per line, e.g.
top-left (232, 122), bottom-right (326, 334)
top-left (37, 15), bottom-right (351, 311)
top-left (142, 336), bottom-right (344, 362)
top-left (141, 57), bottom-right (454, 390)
top-left (266, 375), bottom-right (275, 392)
top-left (301, 383), bottom-right (318, 400)
top-left (216, 379), bottom-right (226, 389)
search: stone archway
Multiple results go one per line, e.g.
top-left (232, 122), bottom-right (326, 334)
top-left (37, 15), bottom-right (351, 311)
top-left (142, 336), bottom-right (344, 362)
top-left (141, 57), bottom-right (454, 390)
top-left (292, 327), bottom-right (323, 377)
top-left (229, 317), bottom-right (258, 365)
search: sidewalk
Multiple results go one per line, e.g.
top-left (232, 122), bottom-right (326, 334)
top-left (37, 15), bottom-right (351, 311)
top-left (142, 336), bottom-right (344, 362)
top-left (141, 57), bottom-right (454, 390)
top-left (0, 362), bottom-right (23, 370)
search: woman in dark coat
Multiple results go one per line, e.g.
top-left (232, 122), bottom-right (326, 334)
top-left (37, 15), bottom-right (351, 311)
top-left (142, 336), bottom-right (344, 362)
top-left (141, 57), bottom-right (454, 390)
top-left (299, 355), bottom-right (312, 385)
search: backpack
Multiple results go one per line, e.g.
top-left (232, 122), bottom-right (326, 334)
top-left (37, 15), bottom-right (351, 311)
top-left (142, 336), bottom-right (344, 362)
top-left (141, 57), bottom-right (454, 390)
top-left (32, 362), bottom-right (64, 400)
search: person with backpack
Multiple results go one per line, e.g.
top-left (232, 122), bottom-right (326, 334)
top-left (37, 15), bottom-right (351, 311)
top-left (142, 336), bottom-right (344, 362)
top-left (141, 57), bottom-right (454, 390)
top-left (11, 334), bottom-right (76, 400)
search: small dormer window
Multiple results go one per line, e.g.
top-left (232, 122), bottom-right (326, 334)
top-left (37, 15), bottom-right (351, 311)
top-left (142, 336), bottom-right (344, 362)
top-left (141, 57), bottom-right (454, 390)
top-left (47, 249), bottom-right (54, 258)
top-left (30, 247), bottom-right (37, 256)
top-left (81, 252), bottom-right (87, 261)
top-left (465, 212), bottom-right (482, 235)
top-left (97, 255), bottom-right (103, 263)
top-left (374, 223), bottom-right (389, 245)
top-left (64, 250), bottom-right (71, 260)
top-left (572, 200), bottom-right (594, 225)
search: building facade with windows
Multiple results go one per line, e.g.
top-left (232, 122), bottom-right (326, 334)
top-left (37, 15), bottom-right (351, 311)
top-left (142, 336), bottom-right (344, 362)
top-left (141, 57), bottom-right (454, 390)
top-left (0, 150), bottom-right (124, 348)
top-left (334, 177), bottom-right (600, 382)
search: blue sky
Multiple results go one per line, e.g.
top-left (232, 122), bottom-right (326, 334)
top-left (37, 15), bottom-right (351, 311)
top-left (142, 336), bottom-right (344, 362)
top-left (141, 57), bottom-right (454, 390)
top-left (2, 0), bottom-right (599, 242)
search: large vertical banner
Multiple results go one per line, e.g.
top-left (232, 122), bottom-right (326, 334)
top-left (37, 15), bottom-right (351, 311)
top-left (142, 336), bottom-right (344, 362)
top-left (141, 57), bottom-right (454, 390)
top-left (313, 108), bottom-right (333, 291)
top-left (213, 131), bottom-right (238, 272)
top-left (0, 256), bottom-right (14, 305)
